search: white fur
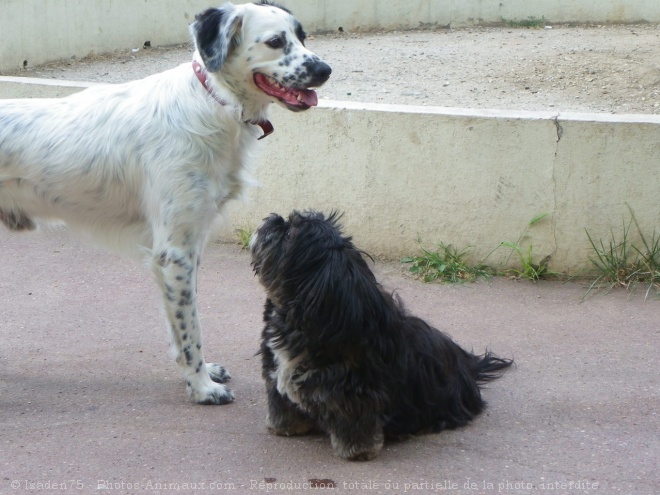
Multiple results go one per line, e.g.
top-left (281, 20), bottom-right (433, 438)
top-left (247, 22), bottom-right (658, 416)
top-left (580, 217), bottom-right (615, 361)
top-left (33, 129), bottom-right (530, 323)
top-left (0, 1), bottom-right (329, 405)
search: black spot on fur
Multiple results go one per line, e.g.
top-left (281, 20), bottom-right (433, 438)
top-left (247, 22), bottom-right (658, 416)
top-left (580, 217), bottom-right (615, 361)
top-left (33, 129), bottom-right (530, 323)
top-left (183, 346), bottom-right (193, 364)
top-left (165, 284), bottom-right (176, 302)
top-left (179, 288), bottom-right (193, 307)
top-left (172, 255), bottom-right (188, 268)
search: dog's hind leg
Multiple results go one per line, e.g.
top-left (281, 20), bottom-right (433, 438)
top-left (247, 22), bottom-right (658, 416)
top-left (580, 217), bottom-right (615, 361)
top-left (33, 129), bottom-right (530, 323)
top-left (151, 237), bottom-right (234, 405)
top-left (0, 208), bottom-right (36, 231)
top-left (0, 181), bottom-right (37, 231)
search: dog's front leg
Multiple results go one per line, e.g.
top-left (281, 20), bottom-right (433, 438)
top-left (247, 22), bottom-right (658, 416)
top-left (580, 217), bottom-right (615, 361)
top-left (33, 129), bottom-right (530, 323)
top-left (326, 415), bottom-right (384, 461)
top-left (152, 241), bottom-right (233, 405)
top-left (261, 344), bottom-right (317, 435)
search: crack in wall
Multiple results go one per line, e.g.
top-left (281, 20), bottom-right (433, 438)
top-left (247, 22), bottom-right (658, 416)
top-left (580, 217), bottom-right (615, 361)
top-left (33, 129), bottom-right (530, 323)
top-left (550, 114), bottom-right (563, 262)
top-left (553, 115), bottom-right (564, 144)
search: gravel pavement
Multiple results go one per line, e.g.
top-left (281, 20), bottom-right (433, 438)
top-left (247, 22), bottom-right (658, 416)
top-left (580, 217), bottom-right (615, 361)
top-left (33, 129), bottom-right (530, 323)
top-left (4, 25), bottom-right (659, 114)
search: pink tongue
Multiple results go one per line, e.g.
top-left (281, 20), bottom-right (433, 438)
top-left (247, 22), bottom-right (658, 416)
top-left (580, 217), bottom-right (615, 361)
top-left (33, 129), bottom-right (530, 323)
top-left (298, 89), bottom-right (318, 107)
top-left (254, 73), bottom-right (319, 107)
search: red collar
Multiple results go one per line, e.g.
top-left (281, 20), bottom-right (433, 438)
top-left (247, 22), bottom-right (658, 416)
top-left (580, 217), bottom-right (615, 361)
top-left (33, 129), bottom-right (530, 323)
top-left (192, 61), bottom-right (273, 140)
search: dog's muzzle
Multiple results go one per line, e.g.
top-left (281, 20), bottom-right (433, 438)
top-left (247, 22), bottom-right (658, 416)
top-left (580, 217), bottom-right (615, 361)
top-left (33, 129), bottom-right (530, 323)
top-left (303, 58), bottom-right (332, 88)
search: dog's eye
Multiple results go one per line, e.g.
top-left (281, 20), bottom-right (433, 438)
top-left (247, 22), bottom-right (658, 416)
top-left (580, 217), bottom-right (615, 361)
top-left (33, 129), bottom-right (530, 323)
top-left (266, 37), bottom-right (284, 49)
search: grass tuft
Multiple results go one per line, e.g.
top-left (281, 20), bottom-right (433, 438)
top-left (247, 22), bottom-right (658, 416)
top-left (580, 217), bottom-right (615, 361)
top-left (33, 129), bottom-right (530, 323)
top-left (482, 213), bottom-right (554, 281)
top-left (402, 243), bottom-right (492, 284)
top-left (500, 213), bottom-right (552, 281)
top-left (401, 207), bottom-right (658, 299)
top-left (235, 225), bottom-right (254, 250)
top-left (585, 205), bottom-right (660, 299)
top-left (501, 16), bottom-right (547, 28)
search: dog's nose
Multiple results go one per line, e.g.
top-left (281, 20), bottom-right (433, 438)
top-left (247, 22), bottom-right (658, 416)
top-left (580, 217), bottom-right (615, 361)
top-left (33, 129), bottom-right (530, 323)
top-left (314, 61), bottom-right (332, 84)
top-left (304, 59), bottom-right (332, 86)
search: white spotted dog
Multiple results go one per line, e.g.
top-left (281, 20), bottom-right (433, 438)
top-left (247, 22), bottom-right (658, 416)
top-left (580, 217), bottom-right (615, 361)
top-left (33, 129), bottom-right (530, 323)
top-left (0, 1), bottom-right (330, 405)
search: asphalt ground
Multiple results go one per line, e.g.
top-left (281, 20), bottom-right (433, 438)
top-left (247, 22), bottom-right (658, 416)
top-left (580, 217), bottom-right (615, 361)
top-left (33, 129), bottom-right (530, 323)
top-left (1, 227), bottom-right (658, 494)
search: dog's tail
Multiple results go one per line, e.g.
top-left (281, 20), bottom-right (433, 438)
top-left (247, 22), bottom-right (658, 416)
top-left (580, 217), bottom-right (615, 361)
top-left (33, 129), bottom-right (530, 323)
top-left (471, 351), bottom-right (514, 383)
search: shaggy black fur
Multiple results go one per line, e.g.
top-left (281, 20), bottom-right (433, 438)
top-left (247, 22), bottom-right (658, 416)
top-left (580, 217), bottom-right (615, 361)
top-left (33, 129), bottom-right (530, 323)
top-left (251, 210), bottom-right (513, 461)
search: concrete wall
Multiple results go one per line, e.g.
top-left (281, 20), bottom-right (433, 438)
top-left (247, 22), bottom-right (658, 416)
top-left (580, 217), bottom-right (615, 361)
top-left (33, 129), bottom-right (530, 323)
top-left (3, 79), bottom-right (657, 273)
top-left (2, 0), bottom-right (660, 71)
top-left (288, 0), bottom-right (660, 33)
top-left (228, 102), bottom-right (660, 273)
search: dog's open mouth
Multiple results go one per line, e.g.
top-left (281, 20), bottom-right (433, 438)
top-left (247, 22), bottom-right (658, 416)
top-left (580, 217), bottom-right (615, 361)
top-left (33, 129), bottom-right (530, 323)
top-left (254, 73), bottom-right (318, 109)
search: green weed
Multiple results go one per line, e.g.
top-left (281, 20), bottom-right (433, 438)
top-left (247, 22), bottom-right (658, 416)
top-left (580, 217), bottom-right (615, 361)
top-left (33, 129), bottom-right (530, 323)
top-left (585, 205), bottom-right (660, 299)
top-left (235, 225), bottom-right (254, 250)
top-left (501, 16), bottom-right (546, 28)
top-left (402, 243), bottom-right (491, 283)
top-left (484, 213), bottom-right (554, 281)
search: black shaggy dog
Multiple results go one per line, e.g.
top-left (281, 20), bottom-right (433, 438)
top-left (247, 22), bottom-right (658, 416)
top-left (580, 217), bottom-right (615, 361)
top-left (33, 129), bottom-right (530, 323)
top-left (250, 211), bottom-right (513, 461)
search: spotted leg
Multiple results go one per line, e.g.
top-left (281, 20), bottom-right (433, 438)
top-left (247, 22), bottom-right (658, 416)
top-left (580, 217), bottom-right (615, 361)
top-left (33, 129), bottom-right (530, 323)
top-left (151, 231), bottom-right (233, 405)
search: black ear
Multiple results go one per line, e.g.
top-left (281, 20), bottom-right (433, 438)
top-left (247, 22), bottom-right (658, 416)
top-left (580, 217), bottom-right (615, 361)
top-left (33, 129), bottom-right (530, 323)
top-left (296, 243), bottom-right (383, 348)
top-left (190, 5), bottom-right (243, 72)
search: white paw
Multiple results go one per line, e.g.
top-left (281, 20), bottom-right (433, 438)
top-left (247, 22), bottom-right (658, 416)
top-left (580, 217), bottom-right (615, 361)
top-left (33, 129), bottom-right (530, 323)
top-left (206, 363), bottom-right (231, 383)
top-left (187, 380), bottom-right (234, 405)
